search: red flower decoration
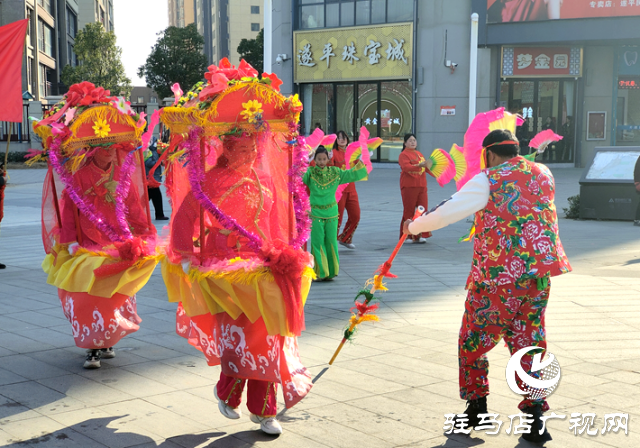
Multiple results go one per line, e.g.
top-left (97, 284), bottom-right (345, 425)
top-left (262, 72), bottom-right (283, 92)
top-left (205, 58), bottom-right (259, 82)
top-left (65, 81), bottom-right (111, 108)
top-left (199, 72), bottom-right (230, 101)
top-left (115, 237), bottom-right (145, 261)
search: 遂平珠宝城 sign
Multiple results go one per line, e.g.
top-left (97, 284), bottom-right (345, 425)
top-left (294, 23), bottom-right (413, 83)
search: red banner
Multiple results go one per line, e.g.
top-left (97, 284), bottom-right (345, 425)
top-left (488, 0), bottom-right (640, 23)
top-left (0, 19), bottom-right (28, 123)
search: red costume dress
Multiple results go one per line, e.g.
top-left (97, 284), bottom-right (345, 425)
top-left (56, 158), bottom-right (152, 348)
top-left (35, 84), bottom-right (158, 357)
top-left (160, 61), bottom-right (313, 422)
top-left (330, 147), bottom-right (361, 245)
top-left (398, 148), bottom-right (432, 240)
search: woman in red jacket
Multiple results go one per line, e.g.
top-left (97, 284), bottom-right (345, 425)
top-left (330, 131), bottom-right (360, 249)
top-left (398, 133), bottom-right (433, 243)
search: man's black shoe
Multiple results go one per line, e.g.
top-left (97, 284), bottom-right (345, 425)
top-left (521, 405), bottom-right (553, 444)
top-left (156, 216), bottom-right (169, 221)
top-left (463, 396), bottom-right (487, 428)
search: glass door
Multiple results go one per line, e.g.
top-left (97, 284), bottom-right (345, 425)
top-left (336, 83), bottom-right (356, 142)
top-left (500, 79), bottom-right (576, 163)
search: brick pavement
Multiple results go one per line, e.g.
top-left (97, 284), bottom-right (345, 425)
top-left (0, 166), bottom-right (638, 447)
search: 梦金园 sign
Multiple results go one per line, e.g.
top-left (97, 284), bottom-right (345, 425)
top-left (487, 0), bottom-right (640, 23)
top-left (294, 22), bottom-right (413, 83)
top-left (501, 47), bottom-right (583, 77)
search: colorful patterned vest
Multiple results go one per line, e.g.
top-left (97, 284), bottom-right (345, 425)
top-left (466, 156), bottom-right (571, 289)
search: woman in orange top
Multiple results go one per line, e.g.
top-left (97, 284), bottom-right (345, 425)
top-left (398, 133), bottom-right (433, 243)
top-left (330, 131), bottom-right (360, 249)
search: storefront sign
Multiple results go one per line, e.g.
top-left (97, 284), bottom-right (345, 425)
top-left (294, 23), bottom-right (413, 83)
top-left (501, 47), bottom-right (582, 78)
top-left (487, 0), bottom-right (640, 23)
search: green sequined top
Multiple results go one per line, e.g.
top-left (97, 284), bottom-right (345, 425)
top-left (303, 160), bottom-right (368, 219)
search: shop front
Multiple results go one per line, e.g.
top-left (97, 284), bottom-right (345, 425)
top-left (498, 46), bottom-right (582, 164)
top-left (294, 22), bottom-right (413, 162)
top-left (614, 46), bottom-right (640, 146)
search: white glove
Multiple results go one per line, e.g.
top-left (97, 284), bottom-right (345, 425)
top-left (68, 242), bottom-right (79, 255)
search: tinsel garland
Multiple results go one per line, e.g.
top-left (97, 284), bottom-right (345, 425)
top-left (183, 128), bottom-right (263, 251)
top-left (112, 149), bottom-right (137, 240)
top-left (48, 137), bottom-right (124, 243)
top-left (288, 132), bottom-right (312, 249)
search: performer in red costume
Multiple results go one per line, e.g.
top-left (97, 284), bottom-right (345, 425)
top-left (398, 133), bottom-right (433, 243)
top-left (36, 84), bottom-right (158, 369)
top-left (160, 60), bottom-right (313, 436)
top-left (330, 131), bottom-right (361, 249)
top-left (404, 130), bottom-right (570, 443)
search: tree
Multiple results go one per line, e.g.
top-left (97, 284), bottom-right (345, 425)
top-left (237, 28), bottom-right (263, 73)
top-left (61, 23), bottom-right (132, 96)
top-left (137, 24), bottom-right (208, 101)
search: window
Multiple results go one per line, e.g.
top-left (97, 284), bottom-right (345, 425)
top-left (251, 5), bottom-right (260, 13)
top-left (137, 96), bottom-right (145, 104)
top-left (251, 23), bottom-right (260, 31)
top-left (100, 7), bottom-right (106, 26)
top-left (26, 57), bottom-right (34, 94)
top-left (387, 0), bottom-right (412, 22)
top-left (38, 0), bottom-right (53, 15)
top-left (67, 42), bottom-right (78, 66)
top-left (297, 0), bottom-right (412, 29)
top-left (38, 20), bottom-right (54, 57)
top-left (26, 9), bottom-right (33, 47)
top-left (66, 7), bottom-right (77, 37)
top-left (39, 64), bottom-right (50, 98)
top-left (150, 96), bottom-right (158, 103)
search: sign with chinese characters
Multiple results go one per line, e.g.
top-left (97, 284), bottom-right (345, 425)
top-left (487, 0), bottom-right (640, 23)
top-left (502, 47), bottom-right (583, 78)
top-left (293, 23), bottom-right (413, 83)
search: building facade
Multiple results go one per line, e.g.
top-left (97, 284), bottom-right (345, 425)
top-left (272, 0), bottom-right (640, 166)
top-left (77, 0), bottom-right (113, 33)
top-left (271, 0), bottom-right (493, 163)
top-left (189, 0), bottom-right (263, 65)
top-left (477, 0), bottom-right (640, 167)
top-left (168, 0), bottom-right (195, 28)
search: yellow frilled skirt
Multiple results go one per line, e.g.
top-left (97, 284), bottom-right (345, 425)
top-left (161, 259), bottom-right (314, 337)
top-left (42, 245), bottom-right (160, 298)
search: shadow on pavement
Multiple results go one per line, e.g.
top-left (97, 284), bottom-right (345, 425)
top-left (1, 414), bottom-right (284, 447)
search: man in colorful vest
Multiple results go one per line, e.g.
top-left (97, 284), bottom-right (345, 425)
top-left (403, 129), bottom-right (571, 443)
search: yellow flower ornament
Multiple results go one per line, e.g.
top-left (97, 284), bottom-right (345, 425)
top-left (240, 100), bottom-right (264, 123)
top-left (92, 118), bottom-right (111, 138)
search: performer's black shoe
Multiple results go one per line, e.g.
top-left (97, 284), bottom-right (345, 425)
top-left (521, 404), bottom-right (552, 444)
top-left (156, 216), bottom-right (169, 221)
top-left (0, 263), bottom-right (5, 269)
top-left (463, 396), bottom-right (487, 429)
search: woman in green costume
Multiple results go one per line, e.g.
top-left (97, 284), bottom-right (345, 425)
top-left (303, 147), bottom-right (368, 280)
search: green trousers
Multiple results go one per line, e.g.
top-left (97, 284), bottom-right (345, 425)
top-left (310, 216), bottom-right (339, 279)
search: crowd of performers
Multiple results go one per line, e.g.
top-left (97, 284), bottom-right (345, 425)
top-left (29, 59), bottom-right (570, 442)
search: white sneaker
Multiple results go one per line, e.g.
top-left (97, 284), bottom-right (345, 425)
top-left (213, 386), bottom-right (241, 419)
top-left (83, 349), bottom-right (101, 369)
top-left (250, 414), bottom-right (283, 435)
top-left (339, 241), bottom-right (356, 249)
top-left (100, 347), bottom-right (115, 359)
top-left (413, 237), bottom-right (427, 244)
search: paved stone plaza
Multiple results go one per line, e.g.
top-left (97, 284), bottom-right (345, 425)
top-left (0, 166), bottom-right (639, 448)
